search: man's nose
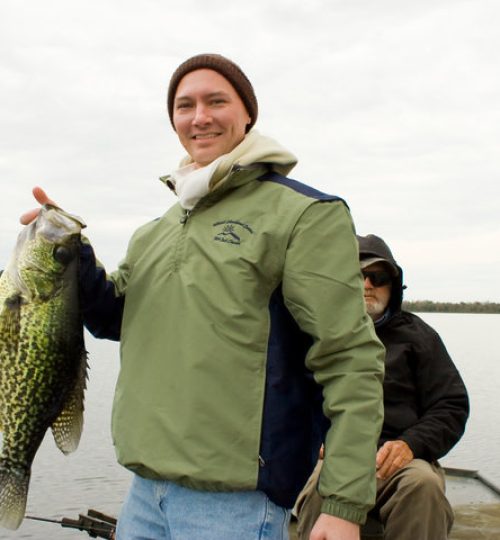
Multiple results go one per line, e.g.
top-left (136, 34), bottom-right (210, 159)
top-left (193, 104), bottom-right (211, 125)
top-left (363, 276), bottom-right (374, 289)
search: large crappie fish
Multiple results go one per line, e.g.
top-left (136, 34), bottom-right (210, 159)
top-left (0, 204), bottom-right (88, 530)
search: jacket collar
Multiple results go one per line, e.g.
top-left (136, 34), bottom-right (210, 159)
top-left (159, 130), bottom-right (298, 207)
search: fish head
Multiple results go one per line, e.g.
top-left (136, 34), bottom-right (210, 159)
top-left (36, 204), bottom-right (86, 244)
top-left (6, 205), bottom-right (86, 301)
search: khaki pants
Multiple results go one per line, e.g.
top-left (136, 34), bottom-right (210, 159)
top-left (294, 459), bottom-right (454, 540)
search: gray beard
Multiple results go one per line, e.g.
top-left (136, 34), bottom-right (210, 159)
top-left (365, 299), bottom-right (387, 321)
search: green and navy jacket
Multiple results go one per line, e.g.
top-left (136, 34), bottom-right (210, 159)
top-left (79, 132), bottom-right (385, 524)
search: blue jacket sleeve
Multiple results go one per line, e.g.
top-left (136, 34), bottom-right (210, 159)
top-left (79, 241), bottom-right (124, 340)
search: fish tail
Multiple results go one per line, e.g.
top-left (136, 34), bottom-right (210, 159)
top-left (0, 465), bottom-right (29, 530)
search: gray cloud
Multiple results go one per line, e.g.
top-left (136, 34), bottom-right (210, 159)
top-left (1, 0), bottom-right (499, 302)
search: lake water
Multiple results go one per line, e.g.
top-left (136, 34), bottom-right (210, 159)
top-left (2, 313), bottom-right (499, 539)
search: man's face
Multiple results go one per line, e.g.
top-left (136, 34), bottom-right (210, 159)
top-left (172, 69), bottom-right (251, 168)
top-left (362, 262), bottom-right (392, 321)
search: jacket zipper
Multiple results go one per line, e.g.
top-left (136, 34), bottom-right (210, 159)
top-left (173, 209), bottom-right (192, 272)
top-left (179, 209), bottom-right (191, 224)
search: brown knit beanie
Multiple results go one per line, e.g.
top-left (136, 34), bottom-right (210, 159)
top-left (167, 53), bottom-right (258, 132)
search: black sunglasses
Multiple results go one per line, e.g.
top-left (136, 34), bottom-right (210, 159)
top-left (362, 270), bottom-right (392, 287)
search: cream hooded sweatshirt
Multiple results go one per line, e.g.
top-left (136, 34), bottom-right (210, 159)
top-left (163, 130), bottom-right (298, 209)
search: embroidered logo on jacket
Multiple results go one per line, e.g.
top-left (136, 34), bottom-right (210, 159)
top-left (213, 220), bottom-right (254, 245)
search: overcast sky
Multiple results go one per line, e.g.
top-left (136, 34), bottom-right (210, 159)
top-left (1, 0), bottom-right (499, 302)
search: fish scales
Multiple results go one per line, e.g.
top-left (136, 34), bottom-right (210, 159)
top-left (0, 205), bottom-right (88, 530)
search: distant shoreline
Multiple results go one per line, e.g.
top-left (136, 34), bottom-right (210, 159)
top-left (402, 301), bottom-right (500, 314)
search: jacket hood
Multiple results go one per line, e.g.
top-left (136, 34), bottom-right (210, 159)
top-left (357, 234), bottom-right (404, 315)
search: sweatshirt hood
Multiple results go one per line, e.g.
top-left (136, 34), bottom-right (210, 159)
top-left (357, 234), bottom-right (404, 316)
top-left (160, 130), bottom-right (298, 203)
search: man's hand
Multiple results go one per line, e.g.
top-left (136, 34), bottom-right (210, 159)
top-left (376, 440), bottom-right (414, 480)
top-left (309, 514), bottom-right (360, 540)
top-left (20, 186), bottom-right (57, 225)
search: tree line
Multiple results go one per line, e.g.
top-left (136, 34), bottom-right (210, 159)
top-left (402, 301), bottom-right (500, 314)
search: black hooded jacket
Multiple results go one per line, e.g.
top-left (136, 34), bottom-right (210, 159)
top-left (357, 234), bottom-right (469, 461)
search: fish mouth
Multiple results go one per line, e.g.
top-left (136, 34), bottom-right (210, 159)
top-left (42, 205), bottom-right (87, 230)
top-left (37, 206), bottom-right (86, 244)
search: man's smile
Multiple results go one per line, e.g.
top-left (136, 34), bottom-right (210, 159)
top-left (192, 133), bottom-right (221, 140)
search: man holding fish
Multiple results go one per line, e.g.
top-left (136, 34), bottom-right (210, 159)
top-left (14, 54), bottom-right (385, 540)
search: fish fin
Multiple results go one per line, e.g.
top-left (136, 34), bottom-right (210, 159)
top-left (0, 466), bottom-right (29, 530)
top-left (51, 348), bottom-right (89, 454)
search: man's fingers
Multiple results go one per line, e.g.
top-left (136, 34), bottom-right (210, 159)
top-left (20, 187), bottom-right (58, 225)
top-left (376, 440), bottom-right (414, 480)
top-left (381, 456), bottom-right (402, 480)
top-left (32, 186), bottom-right (56, 207)
top-left (375, 444), bottom-right (390, 468)
top-left (20, 208), bottom-right (40, 225)
top-left (377, 443), bottom-right (400, 479)
top-left (376, 461), bottom-right (391, 480)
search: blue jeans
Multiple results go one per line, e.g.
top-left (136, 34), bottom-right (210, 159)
top-left (116, 474), bottom-right (291, 540)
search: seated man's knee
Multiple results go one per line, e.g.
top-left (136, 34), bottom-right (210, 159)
top-left (398, 462), bottom-right (445, 501)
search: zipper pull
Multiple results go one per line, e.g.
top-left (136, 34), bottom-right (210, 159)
top-left (179, 209), bottom-right (191, 224)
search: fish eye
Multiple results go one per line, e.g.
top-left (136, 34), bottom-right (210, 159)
top-left (53, 245), bottom-right (74, 265)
